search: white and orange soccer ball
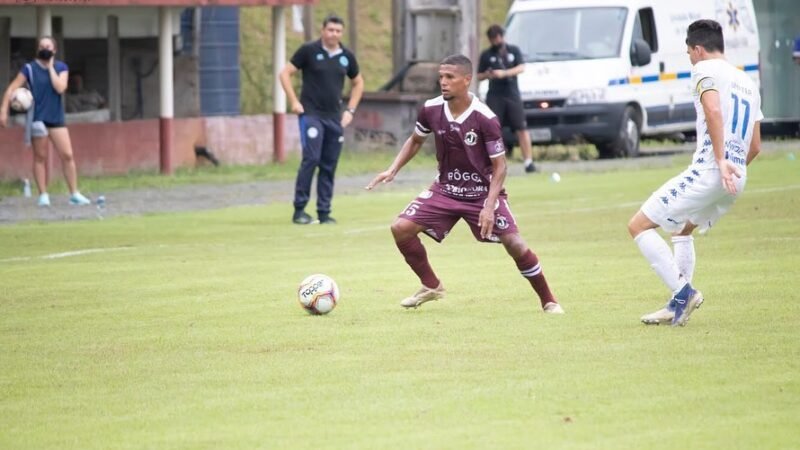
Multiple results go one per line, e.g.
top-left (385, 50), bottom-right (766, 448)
top-left (10, 87), bottom-right (33, 112)
top-left (297, 274), bottom-right (340, 315)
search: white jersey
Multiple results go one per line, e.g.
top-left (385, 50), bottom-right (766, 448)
top-left (691, 59), bottom-right (763, 174)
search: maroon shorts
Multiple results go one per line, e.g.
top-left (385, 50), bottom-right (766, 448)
top-left (398, 188), bottom-right (519, 243)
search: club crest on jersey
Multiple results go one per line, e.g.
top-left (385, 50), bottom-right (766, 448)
top-left (464, 131), bottom-right (478, 146)
top-left (418, 190), bottom-right (433, 199)
top-left (339, 56), bottom-right (349, 67)
top-left (316, 53), bottom-right (324, 61)
top-left (494, 141), bottom-right (505, 153)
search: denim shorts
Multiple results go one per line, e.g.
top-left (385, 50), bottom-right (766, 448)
top-left (31, 121), bottom-right (48, 138)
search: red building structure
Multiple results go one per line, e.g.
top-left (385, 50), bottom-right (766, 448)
top-left (0, 0), bottom-right (313, 180)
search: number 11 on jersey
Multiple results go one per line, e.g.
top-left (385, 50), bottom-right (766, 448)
top-left (730, 93), bottom-right (750, 139)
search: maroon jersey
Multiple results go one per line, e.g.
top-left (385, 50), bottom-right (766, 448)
top-left (415, 95), bottom-right (506, 199)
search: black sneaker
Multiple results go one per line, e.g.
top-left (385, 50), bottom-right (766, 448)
top-left (293, 210), bottom-right (313, 225)
top-left (319, 215), bottom-right (337, 224)
top-left (524, 162), bottom-right (537, 173)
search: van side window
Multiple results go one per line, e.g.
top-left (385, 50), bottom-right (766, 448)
top-left (634, 8), bottom-right (658, 53)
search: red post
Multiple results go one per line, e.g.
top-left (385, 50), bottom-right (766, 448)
top-left (273, 112), bottom-right (285, 163)
top-left (159, 117), bottom-right (173, 174)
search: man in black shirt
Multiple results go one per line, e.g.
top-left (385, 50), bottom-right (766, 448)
top-left (279, 14), bottom-right (364, 224)
top-left (478, 25), bottom-right (535, 173)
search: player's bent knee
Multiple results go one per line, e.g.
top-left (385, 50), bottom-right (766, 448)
top-left (627, 215), bottom-right (643, 238)
top-left (676, 222), bottom-right (696, 236)
top-left (390, 218), bottom-right (418, 241)
top-left (628, 211), bottom-right (658, 238)
top-left (500, 233), bottom-right (527, 257)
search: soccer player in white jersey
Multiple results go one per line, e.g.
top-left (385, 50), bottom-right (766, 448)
top-left (627, 19), bottom-right (762, 326)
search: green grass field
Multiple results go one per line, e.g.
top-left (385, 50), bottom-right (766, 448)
top-left (1, 153), bottom-right (798, 449)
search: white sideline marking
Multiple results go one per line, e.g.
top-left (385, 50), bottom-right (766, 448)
top-left (746, 184), bottom-right (800, 194)
top-left (0, 246), bottom-right (131, 263)
top-left (296, 184), bottom-right (800, 237)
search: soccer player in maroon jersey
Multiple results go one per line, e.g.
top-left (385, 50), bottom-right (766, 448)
top-left (366, 54), bottom-right (563, 313)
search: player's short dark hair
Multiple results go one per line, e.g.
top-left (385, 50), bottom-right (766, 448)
top-left (487, 24), bottom-right (504, 39)
top-left (440, 54), bottom-right (473, 75)
top-left (323, 14), bottom-right (345, 28)
top-left (686, 19), bottom-right (724, 53)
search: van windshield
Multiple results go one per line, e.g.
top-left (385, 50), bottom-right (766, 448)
top-left (506, 7), bottom-right (628, 62)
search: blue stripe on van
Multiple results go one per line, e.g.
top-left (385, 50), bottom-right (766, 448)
top-left (608, 64), bottom-right (759, 86)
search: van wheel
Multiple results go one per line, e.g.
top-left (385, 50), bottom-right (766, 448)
top-left (597, 106), bottom-right (641, 158)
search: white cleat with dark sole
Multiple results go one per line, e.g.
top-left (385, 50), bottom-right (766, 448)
top-left (400, 283), bottom-right (445, 309)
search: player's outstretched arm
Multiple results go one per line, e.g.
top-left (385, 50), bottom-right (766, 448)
top-left (365, 134), bottom-right (425, 190)
top-left (746, 121), bottom-right (761, 165)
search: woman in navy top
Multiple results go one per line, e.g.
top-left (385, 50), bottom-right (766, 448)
top-left (1, 36), bottom-right (90, 206)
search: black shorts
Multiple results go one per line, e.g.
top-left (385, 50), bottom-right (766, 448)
top-left (486, 95), bottom-right (526, 132)
top-left (43, 120), bottom-right (65, 128)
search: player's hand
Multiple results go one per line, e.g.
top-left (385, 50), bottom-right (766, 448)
top-left (719, 159), bottom-right (742, 195)
top-left (365, 170), bottom-right (395, 190)
top-left (491, 69), bottom-right (506, 79)
top-left (291, 101), bottom-right (304, 115)
top-left (341, 110), bottom-right (353, 128)
top-left (479, 205), bottom-right (495, 239)
top-left (0, 112), bottom-right (8, 128)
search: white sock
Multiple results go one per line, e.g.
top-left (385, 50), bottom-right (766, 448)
top-left (634, 229), bottom-right (685, 292)
top-left (524, 158), bottom-right (533, 166)
top-left (672, 235), bottom-right (695, 283)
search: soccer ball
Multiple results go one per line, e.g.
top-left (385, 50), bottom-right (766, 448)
top-left (297, 274), bottom-right (340, 315)
top-left (10, 87), bottom-right (33, 112)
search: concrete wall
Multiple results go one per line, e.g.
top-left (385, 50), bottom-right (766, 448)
top-left (0, 115), bottom-right (302, 180)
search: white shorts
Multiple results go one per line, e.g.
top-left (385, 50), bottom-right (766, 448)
top-left (640, 167), bottom-right (746, 233)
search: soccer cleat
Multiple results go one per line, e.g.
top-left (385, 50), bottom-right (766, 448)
top-left (524, 162), bottom-right (537, 173)
top-left (641, 306), bottom-right (675, 325)
top-left (293, 210), bottom-right (314, 225)
top-left (319, 216), bottom-right (337, 225)
top-left (69, 192), bottom-right (91, 205)
top-left (671, 285), bottom-right (704, 327)
top-left (37, 192), bottom-right (50, 207)
top-left (543, 302), bottom-right (565, 314)
top-left (400, 283), bottom-right (445, 309)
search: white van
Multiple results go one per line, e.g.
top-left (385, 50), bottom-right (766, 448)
top-left (487, 0), bottom-right (760, 158)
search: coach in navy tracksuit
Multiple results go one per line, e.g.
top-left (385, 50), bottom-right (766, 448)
top-left (279, 14), bottom-right (364, 225)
